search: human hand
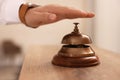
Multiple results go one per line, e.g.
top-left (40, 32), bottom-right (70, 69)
top-left (25, 4), bottom-right (95, 28)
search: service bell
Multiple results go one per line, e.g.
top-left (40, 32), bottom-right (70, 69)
top-left (52, 23), bottom-right (100, 67)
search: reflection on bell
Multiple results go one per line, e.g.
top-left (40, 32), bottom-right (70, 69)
top-left (52, 23), bottom-right (100, 67)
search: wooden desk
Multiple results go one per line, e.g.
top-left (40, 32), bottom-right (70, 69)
top-left (19, 45), bottom-right (120, 80)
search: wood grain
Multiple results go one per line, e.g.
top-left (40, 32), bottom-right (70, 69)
top-left (19, 45), bottom-right (120, 80)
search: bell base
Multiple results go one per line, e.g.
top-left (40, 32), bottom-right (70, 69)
top-left (52, 55), bottom-right (100, 68)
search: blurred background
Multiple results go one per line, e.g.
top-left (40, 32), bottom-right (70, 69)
top-left (0, 0), bottom-right (120, 80)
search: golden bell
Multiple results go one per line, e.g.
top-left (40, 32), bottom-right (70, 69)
top-left (52, 23), bottom-right (100, 67)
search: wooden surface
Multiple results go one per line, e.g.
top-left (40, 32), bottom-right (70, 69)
top-left (19, 45), bottom-right (120, 80)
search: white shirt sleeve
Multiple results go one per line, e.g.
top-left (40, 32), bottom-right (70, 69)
top-left (0, 0), bottom-right (25, 24)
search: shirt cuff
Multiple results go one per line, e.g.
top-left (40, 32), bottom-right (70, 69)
top-left (2, 0), bottom-right (25, 24)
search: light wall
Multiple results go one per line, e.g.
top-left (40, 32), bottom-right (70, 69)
top-left (94, 0), bottom-right (120, 53)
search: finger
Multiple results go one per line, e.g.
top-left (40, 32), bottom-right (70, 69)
top-left (85, 12), bottom-right (95, 18)
top-left (53, 10), bottom-right (95, 21)
top-left (60, 9), bottom-right (95, 19)
top-left (35, 5), bottom-right (95, 19)
top-left (65, 7), bottom-right (95, 18)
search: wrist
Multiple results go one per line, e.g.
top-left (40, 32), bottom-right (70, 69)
top-left (19, 3), bottom-right (39, 26)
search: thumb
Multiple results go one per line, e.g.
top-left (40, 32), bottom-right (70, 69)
top-left (26, 12), bottom-right (57, 28)
top-left (36, 12), bottom-right (57, 25)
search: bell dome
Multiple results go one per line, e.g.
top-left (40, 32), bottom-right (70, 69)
top-left (62, 23), bottom-right (92, 45)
